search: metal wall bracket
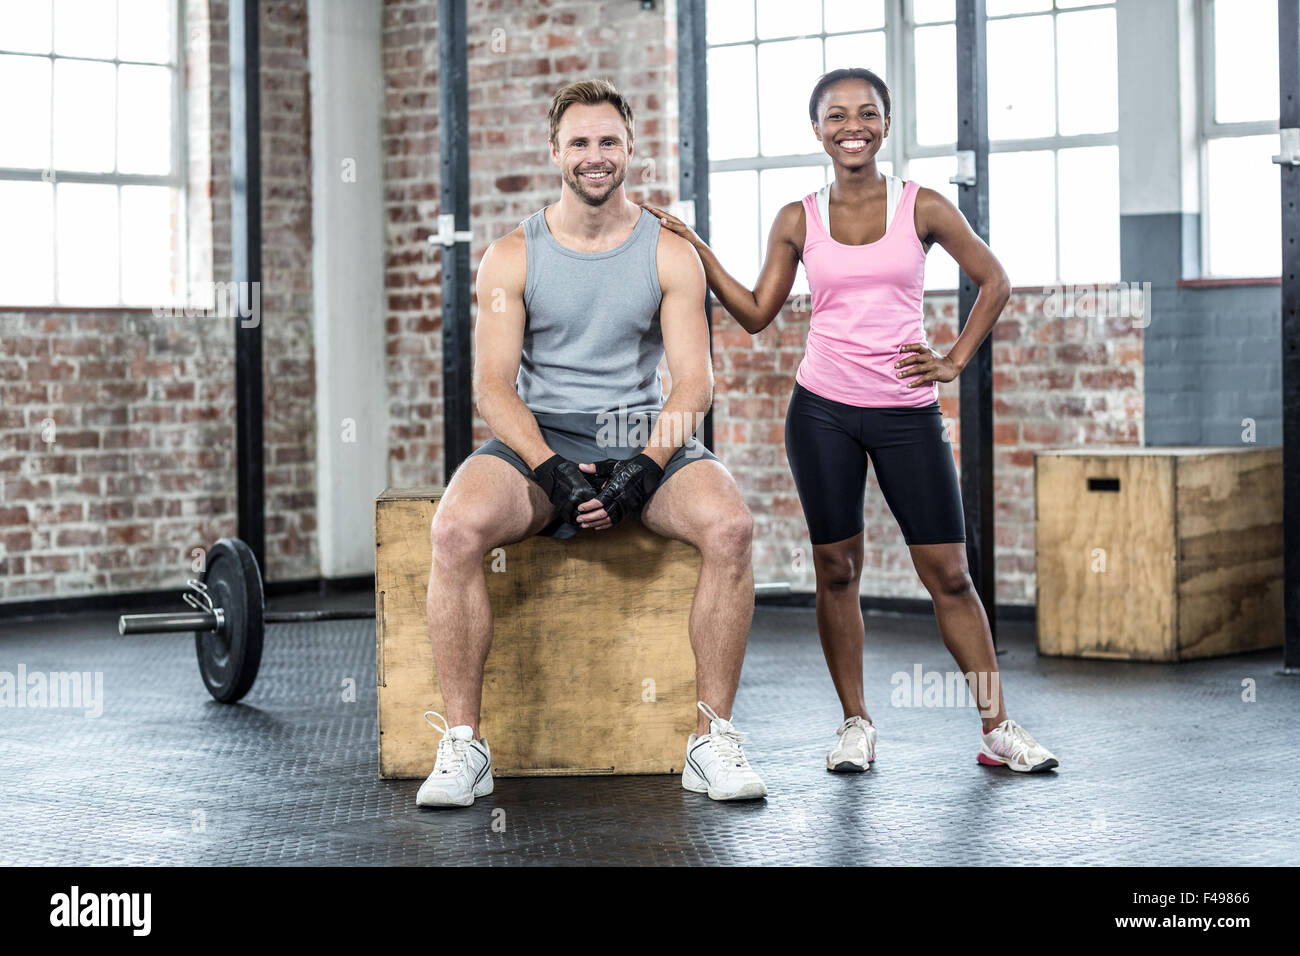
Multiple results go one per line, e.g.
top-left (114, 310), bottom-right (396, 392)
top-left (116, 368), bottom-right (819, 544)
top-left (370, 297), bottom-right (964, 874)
top-left (429, 213), bottom-right (473, 247)
top-left (1272, 128), bottom-right (1300, 166)
top-left (950, 149), bottom-right (977, 186)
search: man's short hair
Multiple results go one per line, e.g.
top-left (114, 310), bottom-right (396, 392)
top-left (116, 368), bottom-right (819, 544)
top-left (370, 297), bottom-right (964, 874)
top-left (548, 78), bottom-right (635, 149)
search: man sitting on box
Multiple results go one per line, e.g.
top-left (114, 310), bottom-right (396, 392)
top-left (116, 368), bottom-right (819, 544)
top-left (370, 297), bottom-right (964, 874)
top-left (417, 79), bottom-right (767, 807)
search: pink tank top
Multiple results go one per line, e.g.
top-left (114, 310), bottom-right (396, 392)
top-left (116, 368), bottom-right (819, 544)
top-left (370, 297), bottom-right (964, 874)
top-left (796, 179), bottom-right (937, 408)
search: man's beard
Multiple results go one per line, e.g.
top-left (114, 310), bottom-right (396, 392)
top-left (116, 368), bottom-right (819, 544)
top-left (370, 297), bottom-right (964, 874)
top-left (563, 164), bottom-right (626, 207)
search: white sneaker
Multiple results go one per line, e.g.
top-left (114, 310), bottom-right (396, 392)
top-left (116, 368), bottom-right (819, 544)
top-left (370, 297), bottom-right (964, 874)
top-left (415, 711), bottom-right (494, 807)
top-left (977, 718), bottom-right (1059, 773)
top-left (682, 701), bottom-right (768, 801)
top-left (827, 715), bottom-right (876, 772)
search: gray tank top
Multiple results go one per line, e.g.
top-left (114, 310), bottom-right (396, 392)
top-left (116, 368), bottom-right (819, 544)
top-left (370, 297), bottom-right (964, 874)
top-left (516, 205), bottom-right (665, 414)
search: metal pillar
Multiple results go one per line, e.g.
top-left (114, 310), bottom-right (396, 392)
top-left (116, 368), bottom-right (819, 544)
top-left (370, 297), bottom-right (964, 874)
top-left (438, 0), bottom-right (472, 483)
top-left (677, 0), bottom-right (714, 451)
top-left (230, 0), bottom-right (264, 569)
top-left (1277, 0), bottom-right (1300, 671)
top-left (954, 0), bottom-right (996, 644)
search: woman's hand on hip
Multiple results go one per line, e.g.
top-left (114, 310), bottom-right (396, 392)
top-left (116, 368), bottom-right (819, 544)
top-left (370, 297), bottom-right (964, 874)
top-left (895, 343), bottom-right (960, 386)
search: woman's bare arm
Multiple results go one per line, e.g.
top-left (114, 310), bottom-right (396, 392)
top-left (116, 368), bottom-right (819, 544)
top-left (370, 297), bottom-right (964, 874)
top-left (638, 200), bottom-right (805, 335)
top-left (896, 187), bottom-right (1011, 387)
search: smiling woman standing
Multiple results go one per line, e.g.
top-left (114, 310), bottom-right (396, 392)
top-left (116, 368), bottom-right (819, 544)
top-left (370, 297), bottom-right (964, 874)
top-left (642, 67), bottom-right (1058, 775)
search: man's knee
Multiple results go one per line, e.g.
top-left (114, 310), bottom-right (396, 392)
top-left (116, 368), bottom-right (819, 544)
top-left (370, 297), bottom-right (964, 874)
top-left (699, 505), bottom-right (753, 565)
top-left (430, 505), bottom-right (491, 566)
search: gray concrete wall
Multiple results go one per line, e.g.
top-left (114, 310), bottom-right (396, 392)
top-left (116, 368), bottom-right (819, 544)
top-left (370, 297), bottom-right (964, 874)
top-left (308, 0), bottom-right (388, 577)
top-left (1122, 215), bottom-right (1281, 446)
top-left (1117, 0), bottom-right (1281, 448)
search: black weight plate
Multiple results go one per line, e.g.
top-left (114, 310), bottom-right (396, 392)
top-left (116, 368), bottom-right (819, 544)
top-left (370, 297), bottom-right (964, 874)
top-left (194, 538), bottom-right (265, 703)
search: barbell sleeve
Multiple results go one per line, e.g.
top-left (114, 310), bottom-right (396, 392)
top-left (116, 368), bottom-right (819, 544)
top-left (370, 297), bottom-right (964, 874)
top-left (119, 611), bottom-right (222, 636)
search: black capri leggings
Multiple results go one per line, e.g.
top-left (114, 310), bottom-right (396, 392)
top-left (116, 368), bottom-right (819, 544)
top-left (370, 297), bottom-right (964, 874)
top-left (784, 381), bottom-right (966, 547)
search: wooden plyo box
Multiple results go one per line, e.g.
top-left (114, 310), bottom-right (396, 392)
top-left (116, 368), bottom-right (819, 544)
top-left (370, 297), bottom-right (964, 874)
top-left (375, 487), bottom-right (700, 779)
top-left (1034, 446), bottom-right (1283, 661)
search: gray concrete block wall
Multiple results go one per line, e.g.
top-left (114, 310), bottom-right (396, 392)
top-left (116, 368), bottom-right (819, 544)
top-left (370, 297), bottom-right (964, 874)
top-left (1122, 212), bottom-right (1282, 448)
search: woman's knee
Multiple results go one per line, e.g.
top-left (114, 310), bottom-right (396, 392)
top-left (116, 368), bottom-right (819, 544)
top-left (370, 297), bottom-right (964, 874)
top-left (815, 546), bottom-right (862, 592)
top-left (924, 564), bottom-right (975, 600)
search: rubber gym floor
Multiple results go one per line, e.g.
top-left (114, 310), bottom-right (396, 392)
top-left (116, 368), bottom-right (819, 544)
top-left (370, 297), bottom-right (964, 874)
top-left (2, 599), bottom-right (1294, 867)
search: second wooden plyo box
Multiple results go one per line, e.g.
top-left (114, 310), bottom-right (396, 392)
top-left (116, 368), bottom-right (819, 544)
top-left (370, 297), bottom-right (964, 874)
top-left (375, 487), bottom-right (701, 779)
top-left (1034, 446), bottom-right (1283, 661)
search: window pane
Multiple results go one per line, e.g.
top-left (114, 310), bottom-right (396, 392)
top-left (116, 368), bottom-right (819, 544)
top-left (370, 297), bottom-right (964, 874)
top-left (707, 44), bottom-right (758, 160)
top-left (757, 38), bottom-right (824, 156)
top-left (986, 0), bottom-right (1050, 15)
top-left (53, 0), bottom-right (115, 59)
top-left (912, 0), bottom-right (954, 24)
top-left (1057, 145), bottom-right (1118, 283)
top-left (756, 0), bottom-right (820, 40)
top-left (1214, 0), bottom-right (1279, 124)
top-left (707, 0), bottom-right (754, 45)
top-left (825, 0), bottom-right (884, 32)
top-left (118, 64), bottom-right (171, 174)
top-left (0, 181), bottom-right (54, 304)
top-left (0, 55), bottom-right (52, 168)
top-left (708, 170), bottom-right (760, 290)
top-left (1206, 135), bottom-right (1281, 278)
top-left (824, 31), bottom-right (886, 80)
top-left (906, 156), bottom-right (960, 291)
top-left (1057, 8), bottom-right (1117, 136)
top-left (989, 150), bottom-right (1056, 287)
top-left (56, 182), bottom-right (119, 305)
top-left (53, 58), bottom-right (116, 172)
top-left (1, 0), bottom-right (53, 53)
top-left (988, 15), bottom-right (1055, 140)
top-left (914, 24), bottom-right (955, 145)
top-left (117, 0), bottom-right (173, 63)
top-left (761, 165), bottom-right (827, 296)
top-left (121, 185), bottom-right (178, 305)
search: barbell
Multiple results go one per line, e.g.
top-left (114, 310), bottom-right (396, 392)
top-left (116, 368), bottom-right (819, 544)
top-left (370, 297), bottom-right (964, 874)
top-left (117, 537), bottom-right (373, 704)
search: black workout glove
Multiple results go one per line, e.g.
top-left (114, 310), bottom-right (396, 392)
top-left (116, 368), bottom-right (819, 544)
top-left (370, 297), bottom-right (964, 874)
top-left (590, 453), bottom-right (664, 526)
top-left (530, 454), bottom-right (600, 526)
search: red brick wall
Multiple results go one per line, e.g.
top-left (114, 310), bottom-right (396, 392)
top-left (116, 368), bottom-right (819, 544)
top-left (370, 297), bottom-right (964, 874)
top-left (718, 290), bottom-right (1143, 606)
top-left (246, 0), bottom-right (318, 580)
top-left (0, 308), bottom-right (239, 599)
top-left (381, 0), bottom-right (441, 485)
top-left (0, 0), bottom-right (1144, 609)
top-left (0, 0), bottom-right (316, 602)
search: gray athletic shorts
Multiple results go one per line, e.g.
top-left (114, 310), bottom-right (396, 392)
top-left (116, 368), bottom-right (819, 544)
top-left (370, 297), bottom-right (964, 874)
top-left (465, 408), bottom-right (721, 539)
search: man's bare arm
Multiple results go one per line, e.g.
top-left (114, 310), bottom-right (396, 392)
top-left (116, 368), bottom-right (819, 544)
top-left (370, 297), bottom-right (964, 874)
top-left (643, 228), bottom-right (713, 468)
top-left (472, 230), bottom-right (553, 471)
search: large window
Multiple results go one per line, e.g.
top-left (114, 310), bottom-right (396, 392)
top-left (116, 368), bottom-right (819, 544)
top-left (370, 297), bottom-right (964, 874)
top-left (0, 0), bottom-right (185, 308)
top-left (1201, 0), bottom-right (1280, 279)
top-left (706, 0), bottom-right (893, 294)
top-left (706, 0), bottom-right (1119, 293)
